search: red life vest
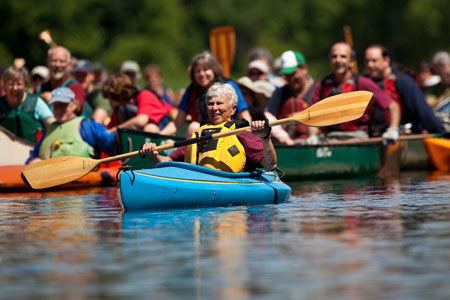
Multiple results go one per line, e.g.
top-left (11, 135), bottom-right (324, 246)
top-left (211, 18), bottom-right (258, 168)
top-left (278, 96), bottom-right (309, 138)
top-left (379, 76), bottom-right (403, 123)
top-left (319, 74), bottom-right (370, 131)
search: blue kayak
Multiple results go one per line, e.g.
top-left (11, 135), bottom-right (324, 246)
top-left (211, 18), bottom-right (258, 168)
top-left (119, 162), bottom-right (291, 211)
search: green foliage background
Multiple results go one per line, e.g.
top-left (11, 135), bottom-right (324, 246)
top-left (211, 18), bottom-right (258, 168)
top-left (0, 0), bottom-right (448, 88)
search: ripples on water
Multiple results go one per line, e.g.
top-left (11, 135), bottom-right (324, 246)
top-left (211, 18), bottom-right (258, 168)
top-left (0, 172), bottom-right (449, 299)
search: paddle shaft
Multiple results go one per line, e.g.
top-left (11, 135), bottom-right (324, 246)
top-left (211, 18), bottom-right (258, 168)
top-left (99, 90), bottom-right (374, 164)
top-left (97, 117), bottom-right (298, 164)
top-left (21, 91), bottom-right (374, 189)
top-left (319, 133), bottom-right (442, 146)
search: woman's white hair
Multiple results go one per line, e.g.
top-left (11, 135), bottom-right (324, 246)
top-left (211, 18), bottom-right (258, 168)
top-left (206, 82), bottom-right (237, 107)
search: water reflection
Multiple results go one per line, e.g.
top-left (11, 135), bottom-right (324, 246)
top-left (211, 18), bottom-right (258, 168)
top-left (0, 172), bottom-right (449, 298)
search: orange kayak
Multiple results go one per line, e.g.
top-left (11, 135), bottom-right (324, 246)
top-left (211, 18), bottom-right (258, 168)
top-left (423, 138), bottom-right (450, 172)
top-left (0, 165), bottom-right (119, 192)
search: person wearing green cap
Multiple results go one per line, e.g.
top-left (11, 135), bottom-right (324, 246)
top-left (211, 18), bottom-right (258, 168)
top-left (265, 50), bottom-right (315, 145)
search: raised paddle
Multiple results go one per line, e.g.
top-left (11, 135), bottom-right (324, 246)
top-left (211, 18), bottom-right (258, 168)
top-left (21, 91), bottom-right (373, 189)
top-left (209, 26), bottom-right (235, 78)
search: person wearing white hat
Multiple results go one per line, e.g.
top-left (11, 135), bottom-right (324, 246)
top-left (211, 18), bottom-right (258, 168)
top-left (247, 60), bottom-right (270, 82)
top-left (26, 87), bottom-right (117, 164)
top-left (427, 50), bottom-right (450, 106)
top-left (30, 66), bottom-right (49, 94)
top-left (120, 60), bottom-right (142, 85)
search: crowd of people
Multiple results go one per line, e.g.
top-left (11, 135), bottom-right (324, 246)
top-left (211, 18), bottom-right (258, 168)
top-left (0, 42), bottom-right (448, 172)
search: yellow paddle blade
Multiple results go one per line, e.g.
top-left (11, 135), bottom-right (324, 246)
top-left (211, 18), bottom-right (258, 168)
top-left (21, 156), bottom-right (99, 189)
top-left (293, 91), bottom-right (373, 127)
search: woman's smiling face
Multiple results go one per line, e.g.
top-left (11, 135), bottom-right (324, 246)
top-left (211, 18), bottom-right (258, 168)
top-left (194, 66), bottom-right (215, 88)
top-left (206, 95), bottom-right (235, 125)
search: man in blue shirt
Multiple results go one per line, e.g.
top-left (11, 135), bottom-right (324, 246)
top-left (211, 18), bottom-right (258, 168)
top-left (27, 87), bottom-right (117, 164)
top-left (364, 44), bottom-right (446, 134)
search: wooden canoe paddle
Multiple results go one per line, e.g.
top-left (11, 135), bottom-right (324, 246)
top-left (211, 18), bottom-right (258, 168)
top-left (21, 90), bottom-right (373, 189)
top-left (209, 26), bottom-right (235, 78)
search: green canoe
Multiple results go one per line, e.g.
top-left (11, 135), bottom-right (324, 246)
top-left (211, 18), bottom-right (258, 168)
top-left (117, 129), bottom-right (431, 180)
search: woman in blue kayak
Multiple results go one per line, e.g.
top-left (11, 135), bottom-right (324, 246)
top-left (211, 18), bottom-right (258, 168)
top-left (142, 82), bottom-right (277, 172)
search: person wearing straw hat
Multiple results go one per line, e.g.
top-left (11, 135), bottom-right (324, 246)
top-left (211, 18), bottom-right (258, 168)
top-left (237, 76), bottom-right (275, 120)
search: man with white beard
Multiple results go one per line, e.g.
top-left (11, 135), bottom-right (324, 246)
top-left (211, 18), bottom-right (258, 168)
top-left (39, 46), bottom-right (86, 115)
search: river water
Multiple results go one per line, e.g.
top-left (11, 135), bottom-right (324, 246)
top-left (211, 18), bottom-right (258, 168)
top-left (1, 171), bottom-right (449, 299)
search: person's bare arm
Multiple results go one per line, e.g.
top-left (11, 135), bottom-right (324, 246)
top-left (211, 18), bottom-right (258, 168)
top-left (110, 114), bottom-right (149, 132)
top-left (174, 110), bottom-right (187, 130)
top-left (92, 108), bottom-right (110, 125)
top-left (238, 110), bottom-right (252, 123)
top-left (387, 100), bottom-right (401, 129)
top-left (264, 111), bottom-right (294, 145)
top-left (43, 116), bottom-right (56, 126)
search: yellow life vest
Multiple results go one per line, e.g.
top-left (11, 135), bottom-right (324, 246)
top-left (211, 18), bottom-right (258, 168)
top-left (39, 117), bottom-right (94, 159)
top-left (185, 121), bottom-right (246, 172)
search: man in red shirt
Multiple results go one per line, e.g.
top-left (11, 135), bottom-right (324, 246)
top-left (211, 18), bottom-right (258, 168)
top-left (40, 46), bottom-right (86, 115)
top-left (309, 42), bottom-right (401, 143)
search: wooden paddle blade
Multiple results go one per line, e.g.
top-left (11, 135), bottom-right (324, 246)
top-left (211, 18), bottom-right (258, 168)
top-left (21, 156), bottom-right (99, 189)
top-left (294, 91), bottom-right (373, 127)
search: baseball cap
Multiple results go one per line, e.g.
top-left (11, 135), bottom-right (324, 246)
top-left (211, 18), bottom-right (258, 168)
top-left (49, 87), bottom-right (75, 104)
top-left (248, 60), bottom-right (270, 74)
top-left (280, 50), bottom-right (306, 75)
top-left (120, 60), bottom-right (141, 79)
top-left (31, 66), bottom-right (49, 80)
top-left (73, 59), bottom-right (94, 73)
top-left (432, 51), bottom-right (450, 65)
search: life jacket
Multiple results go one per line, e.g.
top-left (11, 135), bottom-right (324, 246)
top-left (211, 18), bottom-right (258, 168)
top-left (39, 117), bottom-right (94, 159)
top-left (185, 121), bottom-right (246, 173)
top-left (0, 93), bottom-right (43, 143)
top-left (319, 74), bottom-right (370, 131)
top-left (374, 74), bottom-right (403, 125)
top-left (61, 78), bottom-right (77, 88)
top-left (107, 103), bottom-right (138, 129)
top-left (278, 87), bottom-right (310, 138)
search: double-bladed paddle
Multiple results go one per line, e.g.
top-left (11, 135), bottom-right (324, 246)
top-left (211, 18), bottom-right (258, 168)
top-left (21, 90), bottom-right (373, 189)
